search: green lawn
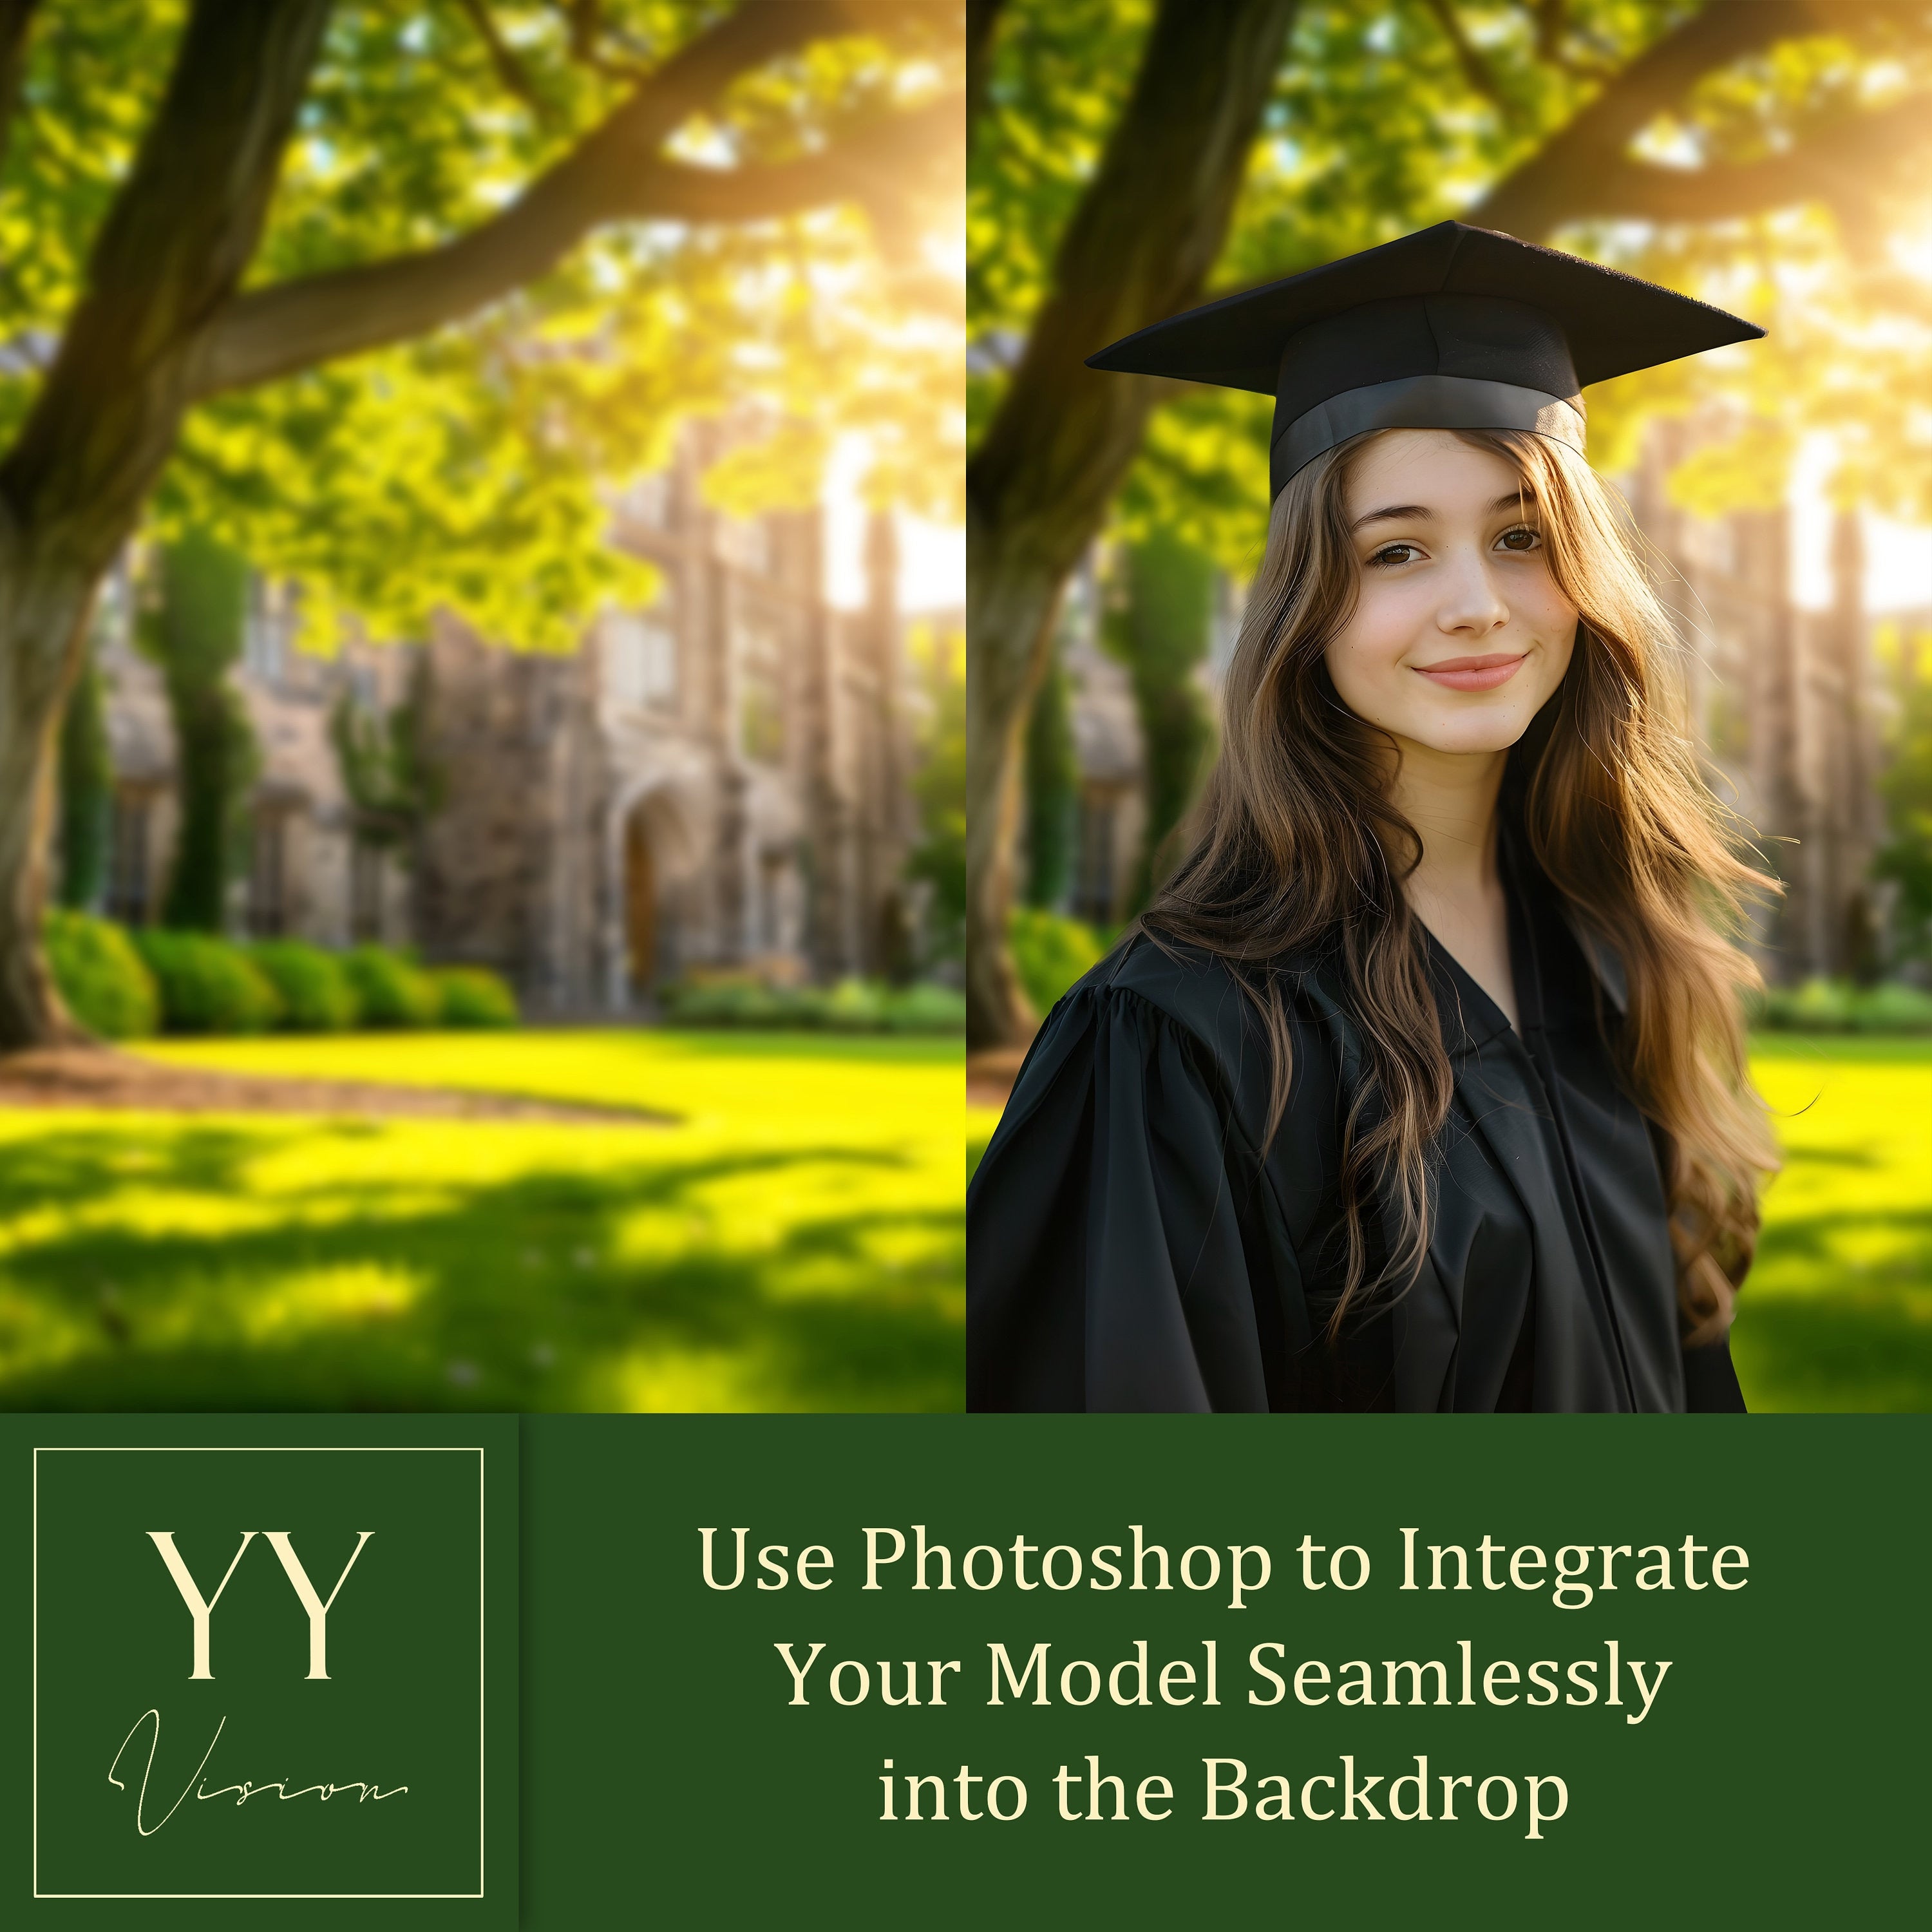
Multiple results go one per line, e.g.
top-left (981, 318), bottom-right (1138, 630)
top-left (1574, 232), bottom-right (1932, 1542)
top-left (967, 1106), bottom-right (999, 1186)
top-left (1732, 1036), bottom-right (1932, 1412)
top-left (0, 1031), bottom-right (965, 1413)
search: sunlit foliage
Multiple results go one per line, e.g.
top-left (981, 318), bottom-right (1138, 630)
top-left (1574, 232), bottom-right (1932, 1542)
top-left (970, 1), bottom-right (1932, 564)
top-left (0, 2), bottom-right (964, 652)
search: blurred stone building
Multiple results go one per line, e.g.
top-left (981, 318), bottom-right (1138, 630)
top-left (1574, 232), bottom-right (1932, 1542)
top-left (415, 426), bottom-right (920, 1011)
top-left (88, 422), bottom-right (927, 1014)
top-left (1627, 419), bottom-right (1885, 981)
top-left (1047, 419), bottom-right (1891, 984)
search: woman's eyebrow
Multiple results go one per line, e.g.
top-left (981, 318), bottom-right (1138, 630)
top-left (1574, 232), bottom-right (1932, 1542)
top-left (1350, 502), bottom-right (1431, 531)
top-left (1351, 490), bottom-right (1539, 533)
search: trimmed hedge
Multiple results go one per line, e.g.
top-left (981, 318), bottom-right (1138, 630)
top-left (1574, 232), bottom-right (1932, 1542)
top-left (865, 981), bottom-right (966, 1034)
top-left (1009, 907), bottom-right (1108, 1016)
top-left (430, 965), bottom-right (520, 1028)
top-left (43, 918), bottom-right (524, 1037)
top-left (250, 941), bottom-right (359, 1032)
top-left (134, 930), bottom-right (283, 1035)
top-left (343, 945), bottom-right (442, 1028)
top-left (661, 976), bottom-right (964, 1034)
top-left (1753, 977), bottom-right (1932, 1034)
top-left (44, 910), bottom-right (160, 1039)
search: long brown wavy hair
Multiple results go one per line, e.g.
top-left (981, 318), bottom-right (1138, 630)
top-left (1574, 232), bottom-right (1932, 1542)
top-left (1146, 427), bottom-right (1778, 1345)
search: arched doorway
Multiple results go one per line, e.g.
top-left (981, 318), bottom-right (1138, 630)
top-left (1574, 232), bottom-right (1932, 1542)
top-left (624, 806), bottom-right (657, 990)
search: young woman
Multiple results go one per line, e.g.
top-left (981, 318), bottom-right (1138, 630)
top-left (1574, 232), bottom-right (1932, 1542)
top-left (967, 223), bottom-right (1778, 1414)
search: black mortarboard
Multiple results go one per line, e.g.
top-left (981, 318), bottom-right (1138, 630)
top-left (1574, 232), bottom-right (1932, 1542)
top-left (1086, 222), bottom-right (1764, 499)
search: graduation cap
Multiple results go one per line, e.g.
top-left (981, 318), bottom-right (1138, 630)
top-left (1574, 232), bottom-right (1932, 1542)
top-left (1086, 222), bottom-right (1764, 500)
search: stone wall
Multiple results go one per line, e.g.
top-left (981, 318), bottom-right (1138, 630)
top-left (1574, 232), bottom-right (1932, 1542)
top-left (1629, 418), bottom-right (1884, 981)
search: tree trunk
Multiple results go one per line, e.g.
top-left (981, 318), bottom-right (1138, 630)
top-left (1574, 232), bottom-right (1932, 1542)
top-left (0, 539), bottom-right (97, 1045)
top-left (964, 0), bottom-right (1299, 1048)
top-left (56, 631), bottom-right (111, 911)
top-left (965, 515), bottom-right (1066, 1043)
top-left (0, 0), bottom-right (330, 1048)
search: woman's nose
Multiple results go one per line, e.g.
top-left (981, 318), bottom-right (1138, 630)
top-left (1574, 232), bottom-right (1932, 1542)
top-left (1435, 549), bottom-right (1508, 635)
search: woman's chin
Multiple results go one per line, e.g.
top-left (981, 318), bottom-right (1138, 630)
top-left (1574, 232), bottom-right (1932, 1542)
top-left (1389, 704), bottom-right (1544, 757)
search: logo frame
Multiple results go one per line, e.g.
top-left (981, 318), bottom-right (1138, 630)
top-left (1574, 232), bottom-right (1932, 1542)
top-left (32, 1443), bottom-right (488, 1904)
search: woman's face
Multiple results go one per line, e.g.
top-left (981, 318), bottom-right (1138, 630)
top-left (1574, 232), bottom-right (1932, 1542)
top-left (1323, 430), bottom-right (1578, 757)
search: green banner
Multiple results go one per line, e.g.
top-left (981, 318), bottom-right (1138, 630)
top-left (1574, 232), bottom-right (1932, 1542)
top-left (521, 1417), bottom-right (1924, 1925)
top-left (3, 1416), bottom-right (1924, 1924)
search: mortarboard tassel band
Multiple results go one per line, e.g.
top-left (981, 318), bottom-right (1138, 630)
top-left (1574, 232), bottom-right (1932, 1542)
top-left (1271, 374), bottom-right (1584, 503)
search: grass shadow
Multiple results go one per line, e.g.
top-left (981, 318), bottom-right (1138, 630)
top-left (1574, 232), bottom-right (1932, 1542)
top-left (1734, 1201), bottom-right (1932, 1412)
top-left (0, 1123), bottom-right (962, 1413)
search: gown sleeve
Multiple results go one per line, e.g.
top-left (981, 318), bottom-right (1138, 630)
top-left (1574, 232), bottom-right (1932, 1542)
top-left (967, 980), bottom-right (1290, 1413)
top-left (1681, 1334), bottom-right (1747, 1412)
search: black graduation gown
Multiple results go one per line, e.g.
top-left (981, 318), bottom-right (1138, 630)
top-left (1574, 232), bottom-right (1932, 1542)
top-left (967, 866), bottom-right (1747, 1414)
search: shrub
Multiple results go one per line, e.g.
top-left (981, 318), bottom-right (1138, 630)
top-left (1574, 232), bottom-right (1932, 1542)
top-left (1752, 976), bottom-right (1932, 1034)
top-left (430, 965), bottom-right (519, 1028)
top-left (134, 930), bottom-right (283, 1035)
top-left (1849, 980), bottom-right (1932, 1032)
top-left (661, 978), bottom-right (786, 1028)
top-left (250, 941), bottom-right (359, 1032)
top-left (658, 975), bottom-right (963, 1034)
top-left (820, 978), bottom-right (888, 1030)
top-left (880, 982), bottom-right (967, 1033)
top-left (1792, 978), bottom-right (1853, 1030)
top-left (44, 911), bottom-right (159, 1039)
top-left (342, 945), bottom-right (441, 1028)
top-left (1009, 907), bottom-right (1108, 1016)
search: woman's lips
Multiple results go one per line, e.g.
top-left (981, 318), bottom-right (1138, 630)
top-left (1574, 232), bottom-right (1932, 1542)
top-left (1412, 652), bottom-right (1527, 692)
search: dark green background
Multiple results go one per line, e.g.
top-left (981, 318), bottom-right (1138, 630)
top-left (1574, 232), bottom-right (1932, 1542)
top-left (5, 1416), bottom-right (1926, 1926)
top-left (3, 1416), bottom-right (517, 1926)
top-left (522, 1416), bottom-right (1924, 1928)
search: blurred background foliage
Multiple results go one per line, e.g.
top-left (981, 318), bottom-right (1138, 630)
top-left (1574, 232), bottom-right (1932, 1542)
top-left (3, 0), bottom-right (964, 654)
top-left (972, 1), bottom-right (1932, 576)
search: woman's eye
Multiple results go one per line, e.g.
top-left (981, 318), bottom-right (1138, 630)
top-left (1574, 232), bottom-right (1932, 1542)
top-left (1497, 525), bottom-right (1542, 553)
top-left (1368, 543), bottom-right (1421, 569)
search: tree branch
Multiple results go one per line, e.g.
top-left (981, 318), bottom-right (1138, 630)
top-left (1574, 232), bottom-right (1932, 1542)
top-left (557, 0), bottom-right (601, 65)
top-left (0, 0), bottom-right (42, 173)
top-left (0, 0), bottom-right (333, 551)
top-left (1520, 0), bottom-right (1613, 79)
top-left (452, 0), bottom-right (558, 123)
top-left (542, 0), bottom-right (650, 82)
top-left (971, 0), bottom-right (1300, 536)
top-left (186, 0), bottom-right (955, 396)
top-left (1529, 93), bottom-right (1932, 227)
top-left (1471, 0), bottom-right (1920, 238)
top-left (967, 0), bottom-right (1005, 141)
top-left (629, 97), bottom-right (958, 222)
top-left (193, 87), bottom-right (957, 397)
top-left (1421, 0), bottom-right (1517, 119)
top-left (1531, 0), bottom-right (1564, 64)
